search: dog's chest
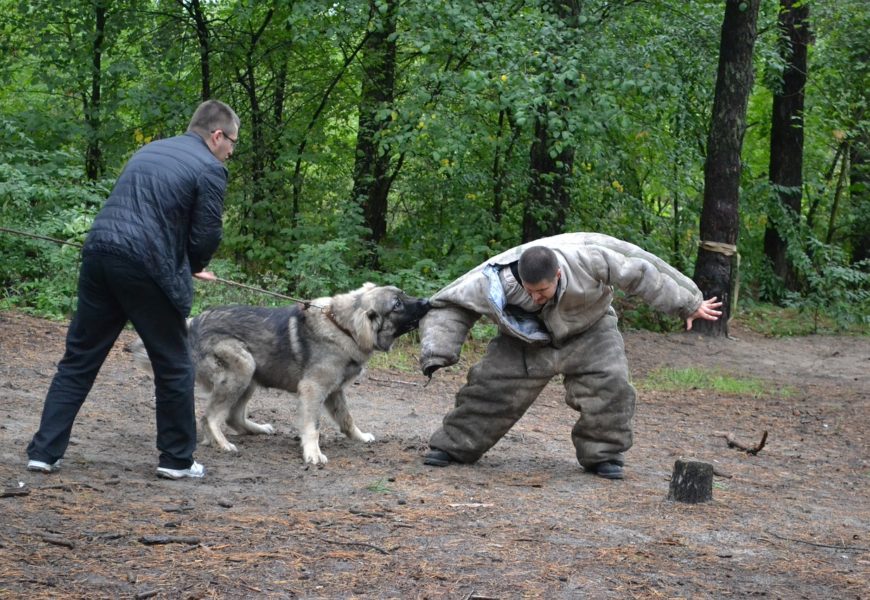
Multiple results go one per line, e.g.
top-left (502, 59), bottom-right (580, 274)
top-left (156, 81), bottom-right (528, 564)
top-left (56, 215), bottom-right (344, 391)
top-left (341, 360), bottom-right (364, 383)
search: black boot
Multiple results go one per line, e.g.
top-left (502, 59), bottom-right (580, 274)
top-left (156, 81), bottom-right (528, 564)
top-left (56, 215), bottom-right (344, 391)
top-left (587, 461), bottom-right (624, 480)
top-left (423, 449), bottom-right (454, 467)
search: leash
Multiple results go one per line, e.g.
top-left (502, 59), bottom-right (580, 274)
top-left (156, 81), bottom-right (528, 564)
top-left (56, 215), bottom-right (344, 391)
top-left (210, 276), bottom-right (319, 307)
top-left (0, 226), bottom-right (86, 248)
top-left (0, 225), bottom-right (323, 309)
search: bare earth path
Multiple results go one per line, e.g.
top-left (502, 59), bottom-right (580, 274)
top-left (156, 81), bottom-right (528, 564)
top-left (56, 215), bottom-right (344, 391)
top-left (0, 311), bottom-right (867, 599)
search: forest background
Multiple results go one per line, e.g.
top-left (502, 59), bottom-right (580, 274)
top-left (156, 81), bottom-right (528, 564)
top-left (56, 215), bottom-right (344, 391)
top-left (0, 0), bottom-right (867, 335)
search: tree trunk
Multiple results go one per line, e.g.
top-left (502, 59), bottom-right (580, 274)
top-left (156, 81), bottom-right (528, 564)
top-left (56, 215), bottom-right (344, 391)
top-left (350, 0), bottom-right (398, 269)
top-left (184, 0), bottom-right (211, 102)
top-left (523, 115), bottom-right (576, 242)
top-left (234, 8), bottom-right (277, 265)
top-left (850, 132), bottom-right (870, 263)
top-left (84, 1), bottom-right (107, 181)
top-left (825, 143), bottom-right (848, 245)
top-left (693, 0), bottom-right (761, 337)
top-left (492, 109), bottom-right (522, 226)
top-left (521, 0), bottom-right (580, 243)
top-left (291, 31), bottom-right (371, 227)
top-left (763, 0), bottom-right (810, 296)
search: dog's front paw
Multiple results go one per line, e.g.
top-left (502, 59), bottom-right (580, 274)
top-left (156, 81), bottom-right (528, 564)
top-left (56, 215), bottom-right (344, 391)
top-left (246, 421), bottom-right (275, 435)
top-left (221, 441), bottom-right (239, 453)
top-left (303, 446), bottom-right (328, 465)
top-left (347, 426), bottom-right (375, 443)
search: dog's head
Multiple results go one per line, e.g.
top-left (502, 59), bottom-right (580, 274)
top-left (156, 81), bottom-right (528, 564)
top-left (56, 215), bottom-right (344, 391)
top-left (345, 283), bottom-right (431, 353)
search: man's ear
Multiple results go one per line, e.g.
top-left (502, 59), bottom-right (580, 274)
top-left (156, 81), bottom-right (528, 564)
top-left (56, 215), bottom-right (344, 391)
top-left (205, 130), bottom-right (221, 153)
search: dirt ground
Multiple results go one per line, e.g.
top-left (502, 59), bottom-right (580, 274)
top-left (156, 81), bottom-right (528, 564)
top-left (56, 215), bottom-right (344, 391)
top-left (0, 310), bottom-right (867, 599)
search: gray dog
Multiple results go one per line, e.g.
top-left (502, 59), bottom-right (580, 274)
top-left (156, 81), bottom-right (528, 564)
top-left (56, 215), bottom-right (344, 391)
top-left (131, 283), bottom-right (430, 464)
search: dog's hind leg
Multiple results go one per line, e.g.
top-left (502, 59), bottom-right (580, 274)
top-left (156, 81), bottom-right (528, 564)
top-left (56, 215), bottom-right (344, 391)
top-left (226, 384), bottom-right (275, 436)
top-left (201, 384), bottom-right (246, 453)
top-left (199, 341), bottom-right (256, 453)
top-left (325, 390), bottom-right (375, 443)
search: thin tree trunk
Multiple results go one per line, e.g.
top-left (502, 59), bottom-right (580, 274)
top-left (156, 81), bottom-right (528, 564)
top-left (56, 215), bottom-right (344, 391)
top-left (182, 0), bottom-right (211, 101)
top-left (491, 109), bottom-right (523, 227)
top-left (826, 145), bottom-right (848, 245)
top-left (84, 1), bottom-right (107, 181)
top-left (235, 9), bottom-right (277, 261)
top-left (291, 30), bottom-right (372, 225)
top-left (763, 0), bottom-right (810, 295)
top-left (492, 109), bottom-right (507, 224)
top-left (672, 190), bottom-right (683, 272)
top-left (693, 0), bottom-right (761, 337)
top-left (350, 0), bottom-right (398, 268)
top-left (849, 130), bottom-right (870, 263)
top-left (521, 0), bottom-right (580, 242)
top-left (808, 141), bottom-right (846, 229)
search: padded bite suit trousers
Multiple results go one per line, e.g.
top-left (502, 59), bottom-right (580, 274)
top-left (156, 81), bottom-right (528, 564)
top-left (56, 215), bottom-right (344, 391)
top-left (429, 311), bottom-right (636, 468)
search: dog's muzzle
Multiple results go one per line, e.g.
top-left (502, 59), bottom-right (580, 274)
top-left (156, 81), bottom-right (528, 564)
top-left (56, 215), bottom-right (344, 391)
top-left (396, 298), bottom-right (432, 335)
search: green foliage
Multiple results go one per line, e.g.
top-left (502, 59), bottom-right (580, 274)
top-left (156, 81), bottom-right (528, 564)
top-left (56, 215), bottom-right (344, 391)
top-left (0, 250), bottom-right (80, 319)
top-left (0, 0), bottom-right (864, 336)
top-left (285, 239), bottom-right (358, 299)
top-left (739, 179), bottom-right (869, 332)
top-left (189, 258), bottom-right (291, 315)
top-left (0, 118), bottom-right (106, 318)
top-left (785, 244), bottom-right (869, 333)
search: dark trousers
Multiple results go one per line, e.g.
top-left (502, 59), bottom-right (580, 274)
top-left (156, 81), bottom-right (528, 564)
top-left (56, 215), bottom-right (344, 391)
top-left (27, 253), bottom-right (197, 469)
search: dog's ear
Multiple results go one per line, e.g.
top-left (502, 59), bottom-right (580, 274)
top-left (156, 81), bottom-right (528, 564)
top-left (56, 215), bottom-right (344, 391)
top-left (351, 307), bottom-right (377, 353)
top-left (367, 308), bottom-right (383, 335)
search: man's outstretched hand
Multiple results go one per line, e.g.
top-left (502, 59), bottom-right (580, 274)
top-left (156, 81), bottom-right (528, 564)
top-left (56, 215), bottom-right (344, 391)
top-left (686, 297), bottom-right (723, 331)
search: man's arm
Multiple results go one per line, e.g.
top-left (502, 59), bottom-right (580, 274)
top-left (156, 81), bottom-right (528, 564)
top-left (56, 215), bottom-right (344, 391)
top-left (587, 244), bottom-right (704, 319)
top-left (188, 165), bottom-right (227, 273)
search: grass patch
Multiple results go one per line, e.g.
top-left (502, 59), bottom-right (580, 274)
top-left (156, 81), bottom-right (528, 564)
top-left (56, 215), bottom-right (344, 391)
top-left (639, 367), bottom-right (791, 399)
top-left (367, 333), bottom-right (424, 373)
top-left (365, 478), bottom-right (394, 494)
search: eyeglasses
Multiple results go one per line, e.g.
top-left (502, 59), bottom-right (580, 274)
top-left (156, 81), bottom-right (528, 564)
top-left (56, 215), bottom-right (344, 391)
top-left (212, 129), bottom-right (238, 148)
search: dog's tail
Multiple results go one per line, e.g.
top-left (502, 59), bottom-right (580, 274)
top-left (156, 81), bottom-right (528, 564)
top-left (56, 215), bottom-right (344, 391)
top-left (125, 318), bottom-right (194, 376)
top-left (125, 336), bottom-right (153, 376)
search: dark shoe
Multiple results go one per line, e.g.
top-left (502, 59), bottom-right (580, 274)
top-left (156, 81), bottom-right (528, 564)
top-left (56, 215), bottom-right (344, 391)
top-left (423, 449), bottom-right (454, 467)
top-left (588, 462), bottom-right (624, 480)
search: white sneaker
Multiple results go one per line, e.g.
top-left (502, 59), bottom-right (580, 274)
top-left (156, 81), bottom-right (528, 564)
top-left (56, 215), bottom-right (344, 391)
top-left (156, 461), bottom-right (205, 480)
top-left (27, 459), bottom-right (63, 473)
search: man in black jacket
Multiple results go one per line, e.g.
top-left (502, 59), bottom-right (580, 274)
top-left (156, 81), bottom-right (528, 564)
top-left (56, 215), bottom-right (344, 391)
top-left (26, 100), bottom-right (240, 480)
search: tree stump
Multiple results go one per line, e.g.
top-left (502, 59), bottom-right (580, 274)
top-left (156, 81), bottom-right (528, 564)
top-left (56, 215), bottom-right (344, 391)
top-left (667, 459), bottom-right (713, 503)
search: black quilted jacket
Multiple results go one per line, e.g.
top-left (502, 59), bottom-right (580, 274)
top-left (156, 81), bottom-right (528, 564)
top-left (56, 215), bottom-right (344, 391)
top-left (83, 132), bottom-right (227, 316)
